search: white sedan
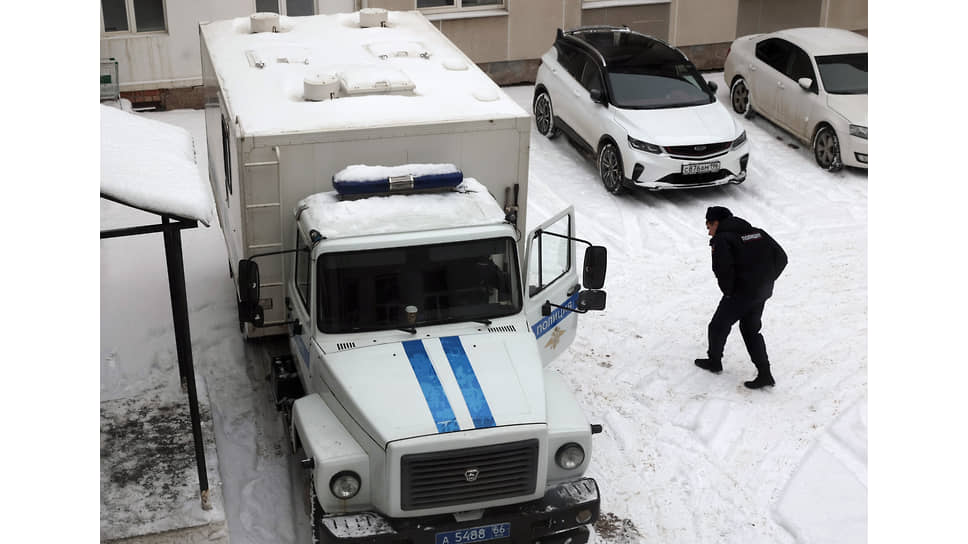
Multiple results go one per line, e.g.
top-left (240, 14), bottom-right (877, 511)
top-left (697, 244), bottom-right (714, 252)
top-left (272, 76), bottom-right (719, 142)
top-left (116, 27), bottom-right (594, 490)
top-left (724, 27), bottom-right (867, 171)
top-left (534, 27), bottom-right (749, 194)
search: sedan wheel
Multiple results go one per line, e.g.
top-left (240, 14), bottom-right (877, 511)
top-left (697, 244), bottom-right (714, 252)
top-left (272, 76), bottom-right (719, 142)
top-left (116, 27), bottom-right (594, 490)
top-left (813, 126), bottom-right (843, 172)
top-left (730, 78), bottom-right (753, 118)
top-left (533, 91), bottom-right (558, 138)
top-left (598, 142), bottom-right (625, 195)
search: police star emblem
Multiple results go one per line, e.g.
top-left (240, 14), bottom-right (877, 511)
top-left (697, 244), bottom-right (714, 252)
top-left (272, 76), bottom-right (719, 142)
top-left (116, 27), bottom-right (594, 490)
top-left (544, 327), bottom-right (566, 349)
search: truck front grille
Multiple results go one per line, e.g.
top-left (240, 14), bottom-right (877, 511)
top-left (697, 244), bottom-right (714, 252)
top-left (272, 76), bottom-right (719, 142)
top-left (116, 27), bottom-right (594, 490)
top-left (400, 439), bottom-right (539, 510)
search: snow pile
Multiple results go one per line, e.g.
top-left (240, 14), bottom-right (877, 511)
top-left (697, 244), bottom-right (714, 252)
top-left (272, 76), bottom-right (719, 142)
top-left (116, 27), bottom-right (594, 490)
top-left (297, 178), bottom-right (506, 239)
top-left (200, 11), bottom-right (526, 137)
top-left (100, 105), bottom-right (215, 225)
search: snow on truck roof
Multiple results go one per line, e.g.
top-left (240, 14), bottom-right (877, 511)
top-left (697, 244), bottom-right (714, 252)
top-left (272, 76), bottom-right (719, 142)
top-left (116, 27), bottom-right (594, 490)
top-left (200, 11), bottom-right (528, 138)
top-left (100, 105), bottom-right (215, 226)
top-left (296, 178), bottom-right (507, 240)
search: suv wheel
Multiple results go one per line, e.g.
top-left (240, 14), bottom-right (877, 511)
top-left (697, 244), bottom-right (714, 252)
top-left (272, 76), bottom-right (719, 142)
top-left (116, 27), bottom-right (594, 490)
top-left (730, 77), bottom-right (753, 118)
top-left (533, 91), bottom-right (558, 138)
top-left (598, 141), bottom-right (625, 195)
top-left (813, 126), bottom-right (843, 172)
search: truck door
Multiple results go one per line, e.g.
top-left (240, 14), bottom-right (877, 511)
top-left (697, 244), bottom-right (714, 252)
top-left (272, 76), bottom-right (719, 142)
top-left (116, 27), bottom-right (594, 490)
top-left (524, 207), bottom-right (580, 366)
top-left (288, 228), bottom-right (315, 390)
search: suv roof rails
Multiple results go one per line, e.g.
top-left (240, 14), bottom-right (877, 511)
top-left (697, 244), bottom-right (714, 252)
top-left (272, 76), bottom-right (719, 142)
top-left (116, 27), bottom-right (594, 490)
top-left (565, 25), bottom-right (630, 34)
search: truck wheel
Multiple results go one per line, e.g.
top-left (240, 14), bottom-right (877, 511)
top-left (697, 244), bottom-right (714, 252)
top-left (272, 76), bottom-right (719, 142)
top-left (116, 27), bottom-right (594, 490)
top-left (533, 91), bottom-right (558, 139)
top-left (598, 141), bottom-right (625, 195)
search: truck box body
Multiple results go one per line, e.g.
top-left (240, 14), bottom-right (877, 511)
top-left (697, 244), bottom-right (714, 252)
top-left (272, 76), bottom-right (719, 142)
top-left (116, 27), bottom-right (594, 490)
top-left (200, 11), bottom-right (531, 334)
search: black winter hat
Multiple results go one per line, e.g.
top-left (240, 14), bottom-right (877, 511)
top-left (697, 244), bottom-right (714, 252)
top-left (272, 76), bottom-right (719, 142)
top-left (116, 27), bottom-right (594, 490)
top-left (706, 206), bottom-right (733, 222)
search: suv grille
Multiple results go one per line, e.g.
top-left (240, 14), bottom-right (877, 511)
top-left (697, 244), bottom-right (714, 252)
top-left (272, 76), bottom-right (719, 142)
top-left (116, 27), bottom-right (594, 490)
top-left (664, 141), bottom-right (731, 158)
top-left (400, 439), bottom-right (539, 510)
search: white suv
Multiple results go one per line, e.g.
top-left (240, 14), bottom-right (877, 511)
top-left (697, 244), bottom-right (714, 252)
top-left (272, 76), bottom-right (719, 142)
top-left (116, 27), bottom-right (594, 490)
top-left (534, 27), bottom-right (750, 194)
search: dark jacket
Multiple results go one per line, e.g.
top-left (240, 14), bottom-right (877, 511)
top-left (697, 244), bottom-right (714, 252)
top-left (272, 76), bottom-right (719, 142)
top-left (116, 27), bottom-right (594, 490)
top-left (710, 216), bottom-right (787, 299)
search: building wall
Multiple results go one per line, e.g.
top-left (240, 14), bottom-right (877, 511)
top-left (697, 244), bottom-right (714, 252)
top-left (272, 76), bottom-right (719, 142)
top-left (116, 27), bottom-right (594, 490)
top-left (100, 0), bottom-right (356, 93)
top-left (102, 0), bottom-right (867, 101)
top-left (581, 2), bottom-right (670, 40)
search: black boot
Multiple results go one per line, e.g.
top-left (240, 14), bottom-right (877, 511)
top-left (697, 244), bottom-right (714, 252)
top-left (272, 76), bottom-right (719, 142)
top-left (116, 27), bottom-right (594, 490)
top-left (744, 366), bottom-right (775, 389)
top-left (694, 358), bottom-right (722, 373)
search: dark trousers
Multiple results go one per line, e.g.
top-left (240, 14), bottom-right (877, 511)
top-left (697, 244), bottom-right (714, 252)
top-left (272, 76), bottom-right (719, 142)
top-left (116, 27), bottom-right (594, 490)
top-left (707, 295), bottom-right (769, 368)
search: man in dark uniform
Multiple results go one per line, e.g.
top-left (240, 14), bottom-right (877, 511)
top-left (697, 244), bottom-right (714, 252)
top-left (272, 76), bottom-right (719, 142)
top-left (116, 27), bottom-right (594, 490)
top-left (695, 206), bottom-right (787, 389)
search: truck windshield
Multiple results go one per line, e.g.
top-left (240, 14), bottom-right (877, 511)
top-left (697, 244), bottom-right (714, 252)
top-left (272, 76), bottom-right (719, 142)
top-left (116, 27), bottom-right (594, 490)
top-left (316, 237), bottom-right (522, 333)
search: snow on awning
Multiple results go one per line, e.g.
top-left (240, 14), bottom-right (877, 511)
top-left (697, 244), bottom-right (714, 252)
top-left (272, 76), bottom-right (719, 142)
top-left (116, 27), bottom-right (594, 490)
top-left (100, 105), bottom-right (215, 226)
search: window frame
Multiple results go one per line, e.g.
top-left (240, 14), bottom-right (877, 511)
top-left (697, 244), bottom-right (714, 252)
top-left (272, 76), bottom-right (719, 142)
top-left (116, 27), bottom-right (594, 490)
top-left (101, 0), bottom-right (169, 36)
top-left (417, 0), bottom-right (506, 16)
top-left (294, 229), bottom-right (312, 313)
top-left (527, 215), bottom-right (572, 298)
top-left (253, 0), bottom-right (318, 17)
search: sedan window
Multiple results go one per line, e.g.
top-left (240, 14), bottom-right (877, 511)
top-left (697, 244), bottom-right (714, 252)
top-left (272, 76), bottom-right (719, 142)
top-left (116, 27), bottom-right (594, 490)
top-left (816, 53), bottom-right (867, 95)
top-left (606, 63), bottom-right (713, 109)
top-left (756, 38), bottom-right (792, 73)
top-left (787, 46), bottom-right (818, 92)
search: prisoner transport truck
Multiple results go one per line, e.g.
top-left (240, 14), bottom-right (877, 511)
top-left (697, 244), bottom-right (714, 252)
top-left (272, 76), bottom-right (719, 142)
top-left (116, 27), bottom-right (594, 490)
top-left (200, 9), bottom-right (608, 544)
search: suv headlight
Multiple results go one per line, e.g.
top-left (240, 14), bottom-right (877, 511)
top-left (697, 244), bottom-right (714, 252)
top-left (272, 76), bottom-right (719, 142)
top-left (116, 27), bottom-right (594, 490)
top-left (731, 130), bottom-right (747, 149)
top-left (555, 443), bottom-right (586, 470)
top-left (849, 125), bottom-right (868, 139)
top-left (628, 136), bottom-right (662, 154)
top-left (330, 471), bottom-right (361, 499)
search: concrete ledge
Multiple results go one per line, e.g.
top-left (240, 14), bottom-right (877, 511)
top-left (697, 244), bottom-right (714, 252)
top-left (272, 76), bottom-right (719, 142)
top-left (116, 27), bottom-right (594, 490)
top-left (103, 522), bottom-right (228, 544)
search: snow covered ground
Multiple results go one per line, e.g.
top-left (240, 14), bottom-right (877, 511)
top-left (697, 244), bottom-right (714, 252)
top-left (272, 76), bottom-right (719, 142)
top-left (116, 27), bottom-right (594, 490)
top-left (100, 72), bottom-right (867, 543)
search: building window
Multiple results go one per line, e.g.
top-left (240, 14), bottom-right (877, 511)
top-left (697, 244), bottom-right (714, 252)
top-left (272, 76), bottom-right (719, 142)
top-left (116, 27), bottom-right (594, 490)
top-left (254, 0), bottom-right (316, 16)
top-left (101, 0), bottom-right (167, 34)
top-left (417, 0), bottom-right (504, 13)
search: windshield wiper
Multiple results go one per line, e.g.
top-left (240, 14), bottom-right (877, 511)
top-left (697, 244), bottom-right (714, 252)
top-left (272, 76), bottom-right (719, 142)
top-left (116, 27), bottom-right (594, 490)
top-left (472, 318), bottom-right (493, 326)
top-left (398, 327), bottom-right (417, 334)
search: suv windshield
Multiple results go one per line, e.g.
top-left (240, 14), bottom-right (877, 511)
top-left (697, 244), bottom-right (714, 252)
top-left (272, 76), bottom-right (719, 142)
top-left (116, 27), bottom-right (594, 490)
top-left (607, 63), bottom-right (714, 109)
top-left (816, 53), bottom-right (867, 95)
top-left (317, 237), bottom-right (521, 333)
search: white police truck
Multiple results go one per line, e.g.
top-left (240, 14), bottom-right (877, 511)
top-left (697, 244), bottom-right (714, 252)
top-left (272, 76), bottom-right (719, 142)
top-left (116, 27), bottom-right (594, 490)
top-left (201, 10), bottom-right (608, 544)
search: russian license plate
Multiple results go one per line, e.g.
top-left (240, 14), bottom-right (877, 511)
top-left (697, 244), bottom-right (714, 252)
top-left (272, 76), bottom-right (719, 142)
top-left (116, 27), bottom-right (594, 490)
top-left (682, 161), bottom-right (720, 175)
top-left (435, 522), bottom-right (511, 544)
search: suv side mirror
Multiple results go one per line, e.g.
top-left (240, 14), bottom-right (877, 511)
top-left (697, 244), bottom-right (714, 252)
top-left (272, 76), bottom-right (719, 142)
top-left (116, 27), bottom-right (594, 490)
top-left (707, 80), bottom-right (718, 93)
top-left (589, 88), bottom-right (605, 105)
top-left (582, 246), bottom-right (607, 289)
top-left (237, 259), bottom-right (264, 327)
top-left (798, 77), bottom-right (813, 91)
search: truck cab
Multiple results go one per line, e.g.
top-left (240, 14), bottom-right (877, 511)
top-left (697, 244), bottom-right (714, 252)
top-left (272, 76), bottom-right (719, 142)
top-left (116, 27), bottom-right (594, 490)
top-left (238, 173), bottom-right (606, 543)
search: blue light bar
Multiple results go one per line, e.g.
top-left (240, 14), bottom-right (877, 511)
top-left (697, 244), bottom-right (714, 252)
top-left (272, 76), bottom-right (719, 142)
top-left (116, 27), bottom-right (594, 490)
top-left (333, 166), bottom-right (463, 196)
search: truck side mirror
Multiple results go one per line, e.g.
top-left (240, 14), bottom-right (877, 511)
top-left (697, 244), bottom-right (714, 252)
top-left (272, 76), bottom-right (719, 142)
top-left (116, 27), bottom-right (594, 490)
top-left (577, 290), bottom-right (606, 311)
top-left (798, 77), bottom-right (813, 91)
top-left (589, 88), bottom-right (605, 105)
top-left (238, 259), bottom-right (264, 327)
top-left (582, 246), bottom-right (607, 289)
top-left (707, 80), bottom-right (718, 93)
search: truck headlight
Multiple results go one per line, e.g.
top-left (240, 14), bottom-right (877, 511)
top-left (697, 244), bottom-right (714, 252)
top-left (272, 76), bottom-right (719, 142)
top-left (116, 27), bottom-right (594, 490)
top-left (628, 136), bottom-right (662, 154)
top-left (555, 443), bottom-right (585, 470)
top-left (849, 125), bottom-right (868, 139)
top-left (330, 471), bottom-right (361, 499)
top-left (731, 130), bottom-right (747, 149)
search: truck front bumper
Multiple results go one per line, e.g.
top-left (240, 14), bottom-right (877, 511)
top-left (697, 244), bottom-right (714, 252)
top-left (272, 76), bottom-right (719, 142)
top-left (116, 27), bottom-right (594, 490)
top-left (317, 478), bottom-right (600, 544)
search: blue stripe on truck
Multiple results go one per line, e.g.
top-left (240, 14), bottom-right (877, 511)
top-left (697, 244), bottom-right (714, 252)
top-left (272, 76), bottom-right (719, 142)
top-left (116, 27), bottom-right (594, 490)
top-left (402, 339), bottom-right (460, 433)
top-left (440, 336), bottom-right (496, 429)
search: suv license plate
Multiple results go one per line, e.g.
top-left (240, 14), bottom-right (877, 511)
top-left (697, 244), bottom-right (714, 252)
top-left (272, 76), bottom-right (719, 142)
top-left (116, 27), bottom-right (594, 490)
top-left (435, 522), bottom-right (511, 544)
top-left (682, 161), bottom-right (720, 175)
